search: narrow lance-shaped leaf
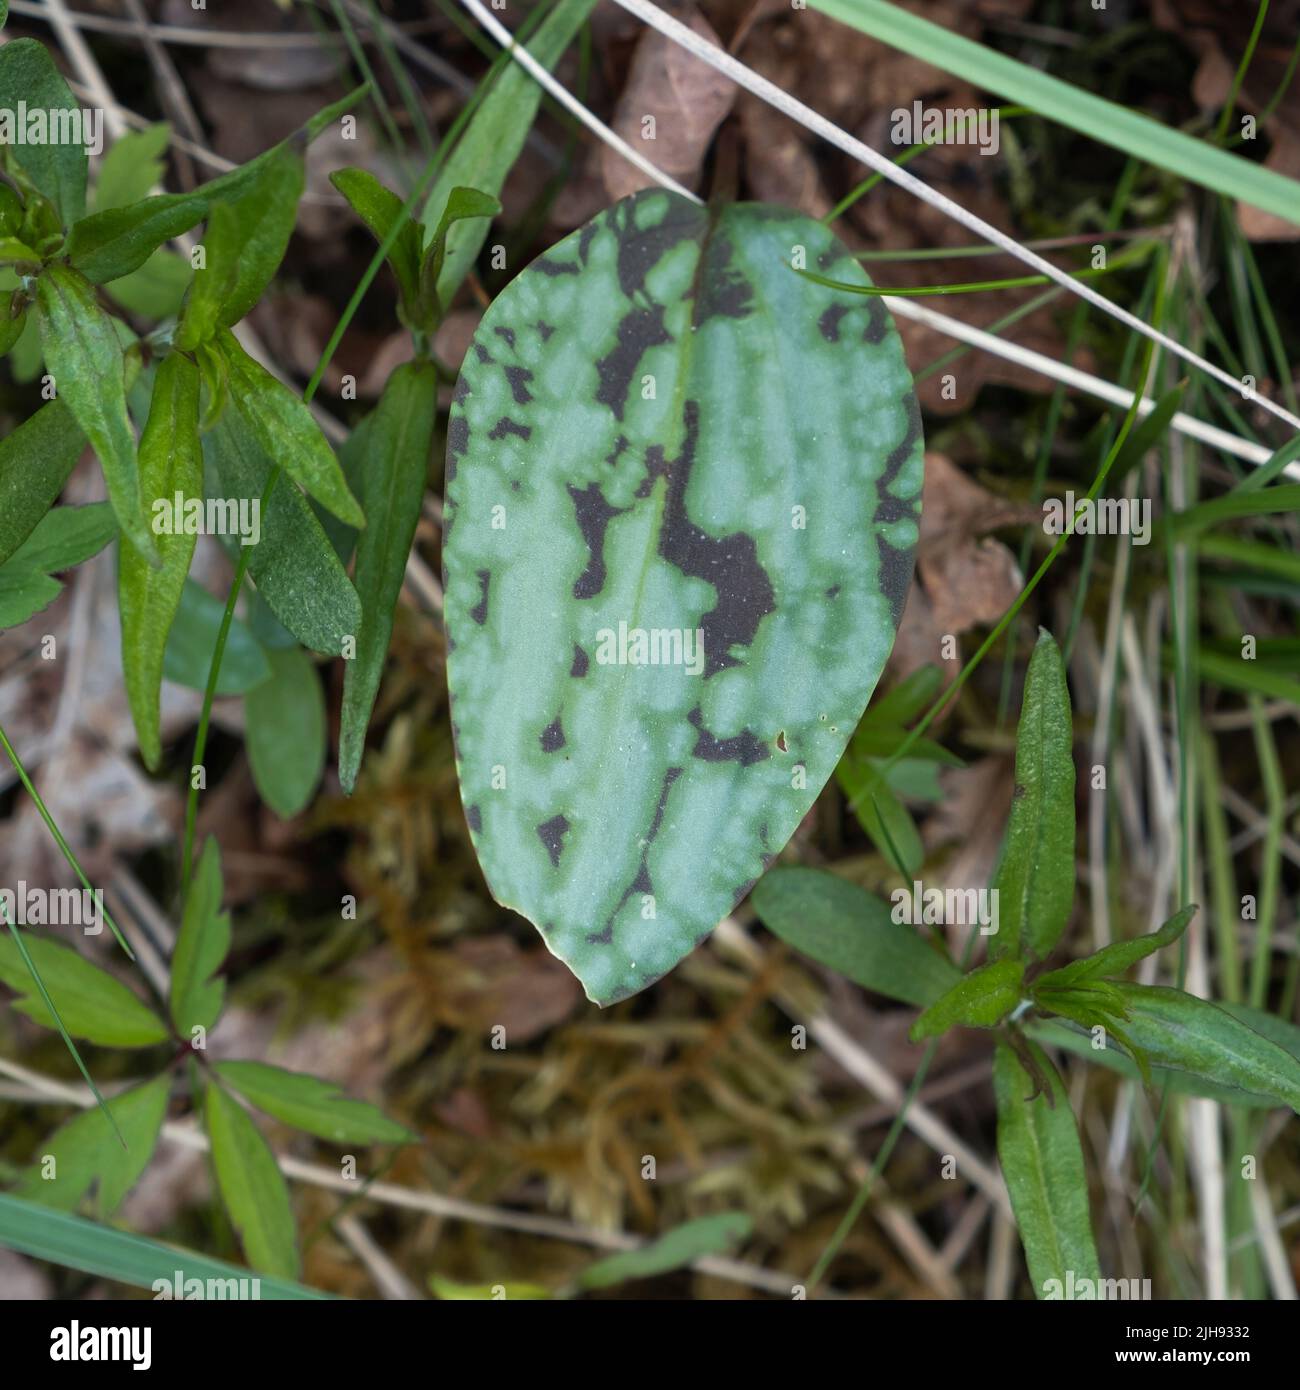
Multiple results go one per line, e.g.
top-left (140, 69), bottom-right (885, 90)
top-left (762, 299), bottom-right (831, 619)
top-left (910, 958), bottom-right (1025, 1041)
top-left (753, 866), bottom-right (960, 1009)
top-left (339, 361), bottom-right (437, 792)
top-left (0, 40), bottom-right (87, 224)
top-left (444, 190), bottom-right (923, 1004)
top-left (175, 203), bottom-right (241, 352)
top-left (989, 629), bottom-right (1075, 960)
top-left (11, 1074), bottom-right (169, 1218)
top-left (1035, 904), bottom-right (1197, 993)
top-left (575, 1213), bottom-right (752, 1291)
top-left (213, 1061), bottom-right (415, 1145)
top-left (993, 1038), bottom-right (1101, 1296)
top-left (217, 330), bottom-right (364, 528)
top-left (419, 0), bottom-right (597, 307)
top-left (36, 265), bottom-right (156, 564)
top-left (329, 168), bottom-right (423, 327)
top-left (170, 836), bottom-right (231, 1039)
top-left (1113, 984), bottom-right (1300, 1113)
top-left (0, 503), bottom-right (117, 630)
top-left (204, 1081), bottom-right (300, 1280)
top-left (201, 406), bottom-right (362, 656)
top-left (0, 933), bottom-right (168, 1047)
top-left (0, 401), bottom-right (87, 567)
top-left (245, 647), bottom-right (326, 819)
top-left (120, 352), bottom-right (203, 768)
top-left (67, 192), bottom-right (207, 286)
top-left (419, 186), bottom-right (502, 326)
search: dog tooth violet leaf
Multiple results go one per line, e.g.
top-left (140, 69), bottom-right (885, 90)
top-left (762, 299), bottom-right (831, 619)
top-left (443, 190), bottom-right (923, 1005)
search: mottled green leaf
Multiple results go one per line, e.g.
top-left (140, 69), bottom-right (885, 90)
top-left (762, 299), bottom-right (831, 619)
top-left (0, 401), bottom-right (85, 567)
top-left (202, 406), bottom-right (362, 656)
top-left (993, 1039), bottom-right (1100, 1296)
top-left (217, 330), bottom-right (364, 529)
top-left (94, 122), bottom-right (171, 212)
top-left (245, 647), bottom-right (326, 818)
top-left (204, 1081), bottom-right (300, 1280)
top-left (12, 1074), bottom-right (169, 1217)
top-left (329, 168), bottom-right (423, 325)
top-left (120, 352), bottom-right (202, 768)
top-left (752, 866), bottom-right (960, 1008)
top-left (162, 578), bottom-right (271, 695)
top-left (213, 1061), bottom-right (414, 1145)
top-left (989, 629), bottom-right (1075, 960)
top-left (1035, 904), bottom-right (1197, 993)
top-left (445, 191), bottom-right (922, 1005)
top-left (420, 0), bottom-right (596, 307)
top-left (339, 361), bottom-right (436, 792)
top-left (910, 958), bottom-right (1024, 1041)
top-left (1113, 984), bottom-right (1300, 1112)
top-left (169, 837), bottom-right (230, 1039)
top-left (67, 193), bottom-right (206, 286)
top-left (576, 1213), bottom-right (752, 1290)
top-left (0, 40), bottom-right (86, 224)
top-left (36, 265), bottom-right (155, 563)
top-left (0, 933), bottom-right (168, 1047)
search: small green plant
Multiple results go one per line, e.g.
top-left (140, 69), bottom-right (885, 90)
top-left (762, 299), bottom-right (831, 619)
top-left (757, 629), bottom-right (1300, 1296)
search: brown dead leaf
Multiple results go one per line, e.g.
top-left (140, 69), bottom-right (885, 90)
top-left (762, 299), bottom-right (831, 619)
top-left (602, 3), bottom-right (737, 202)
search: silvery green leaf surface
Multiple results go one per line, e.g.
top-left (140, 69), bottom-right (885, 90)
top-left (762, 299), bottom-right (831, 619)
top-left (444, 191), bottom-right (922, 1005)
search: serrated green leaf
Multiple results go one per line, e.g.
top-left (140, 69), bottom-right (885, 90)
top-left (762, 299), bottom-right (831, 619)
top-left (213, 1061), bottom-right (414, 1145)
top-left (0, 401), bottom-right (85, 567)
top-left (35, 265), bottom-right (155, 564)
top-left (1113, 984), bottom-right (1300, 1112)
top-left (989, 629), bottom-right (1075, 960)
top-left (1035, 904), bottom-right (1197, 993)
top-left (120, 352), bottom-right (202, 767)
top-left (94, 122), bottom-right (172, 212)
top-left (445, 191), bottom-right (922, 1005)
top-left (339, 360), bottom-right (436, 792)
top-left (752, 866), bottom-right (960, 1008)
top-left (0, 933), bottom-right (168, 1047)
top-left (67, 193), bottom-right (206, 286)
top-left (162, 578), bottom-right (271, 695)
top-left (246, 647), bottom-right (325, 819)
top-left (419, 0), bottom-right (596, 308)
top-left (329, 168), bottom-right (423, 325)
top-left (204, 1081), bottom-right (300, 1280)
top-left (202, 405), bottom-right (362, 656)
top-left (0, 567), bottom-right (59, 629)
top-left (910, 958), bottom-right (1024, 1041)
top-left (12, 1074), bottom-right (169, 1218)
top-left (576, 1213), bottom-right (751, 1291)
top-left (170, 837), bottom-right (230, 1039)
top-left (993, 1038), bottom-right (1100, 1296)
top-left (0, 40), bottom-right (87, 224)
top-left (217, 330), bottom-right (364, 529)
